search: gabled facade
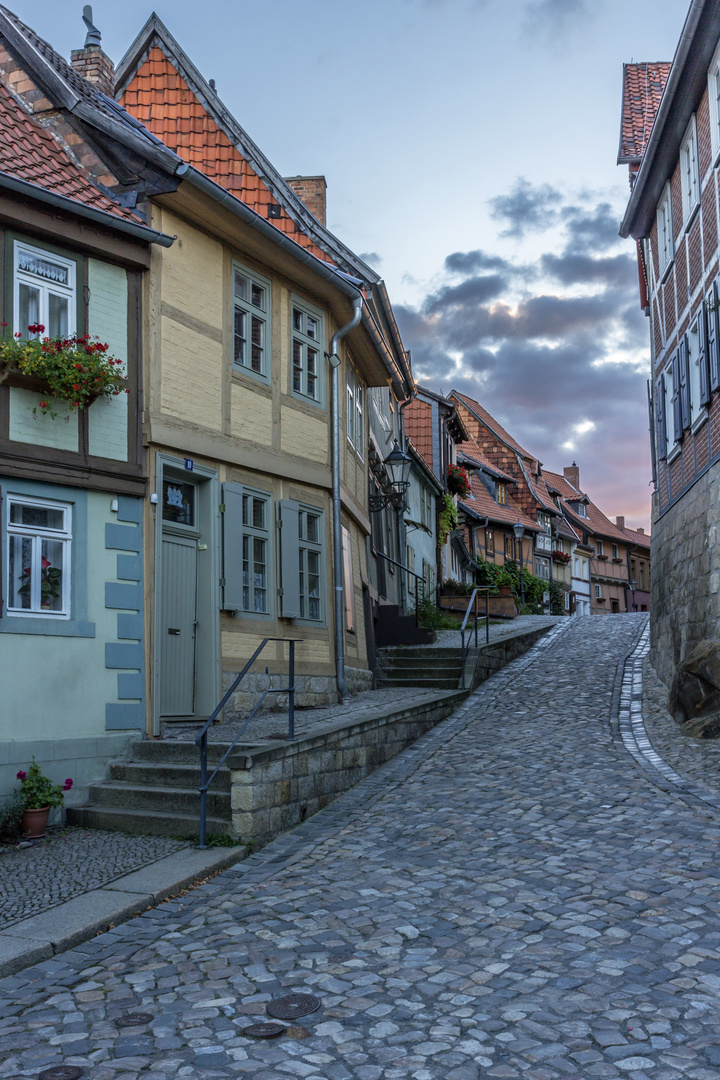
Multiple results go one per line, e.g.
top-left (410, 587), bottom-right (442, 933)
top-left (619, 0), bottom-right (720, 680)
top-left (0, 9), bottom-right (177, 806)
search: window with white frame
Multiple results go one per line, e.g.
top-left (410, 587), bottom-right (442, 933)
top-left (496, 482), bottom-right (506, 505)
top-left (680, 117), bottom-right (700, 224)
top-left (420, 485), bottom-right (433, 530)
top-left (612, 543), bottom-right (619, 560)
top-left (572, 501), bottom-right (587, 518)
top-left (241, 489), bottom-right (270, 613)
top-left (709, 41), bottom-right (720, 161)
top-left (689, 319), bottom-right (704, 425)
top-left (14, 242), bottom-right (75, 339)
top-left (657, 185), bottom-right (674, 275)
top-left (292, 299), bottom-right (323, 403)
top-left (535, 558), bottom-right (550, 581)
top-left (406, 544), bottom-right (416, 596)
top-left (597, 539), bottom-right (604, 556)
top-left (594, 584), bottom-right (602, 600)
top-left (7, 495), bottom-right (71, 617)
top-left (346, 363), bottom-right (364, 457)
top-left (233, 263), bottom-right (270, 378)
top-left (298, 506), bottom-right (323, 620)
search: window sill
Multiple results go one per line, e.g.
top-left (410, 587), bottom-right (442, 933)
top-left (691, 409), bottom-right (709, 434)
top-left (0, 616), bottom-right (96, 637)
top-left (231, 367), bottom-right (271, 393)
top-left (597, 554), bottom-right (608, 561)
top-left (684, 202), bottom-right (701, 233)
top-left (612, 558), bottom-right (623, 564)
top-left (667, 444), bottom-right (682, 464)
top-left (659, 257), bottom-right (675, 284)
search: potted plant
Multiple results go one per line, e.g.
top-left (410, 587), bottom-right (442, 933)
top-left (15, 759), bottom-right (73, 838)
top-left (496, 568), bottom-right (515, 597)
top-left (0, 323), bottom-right (127, 418)
top-left (446, 463), bottom-right (471, 499)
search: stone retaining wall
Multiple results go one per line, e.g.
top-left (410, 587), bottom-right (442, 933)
top-left (222, 664), bottom-right (373, 720)
top-left (227, 691), bottom-right (466, 843)
top-left (467, 624), bottom-right (557, 689)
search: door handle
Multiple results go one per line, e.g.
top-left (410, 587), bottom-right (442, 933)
top-left (168, 628), bottom-right (181, 635)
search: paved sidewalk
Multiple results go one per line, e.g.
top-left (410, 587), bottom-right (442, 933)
top-left (5, 614), bottom-right (720, 1079)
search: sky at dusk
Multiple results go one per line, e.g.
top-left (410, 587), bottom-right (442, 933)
top-left (9, 0), bottom-right (691, 529)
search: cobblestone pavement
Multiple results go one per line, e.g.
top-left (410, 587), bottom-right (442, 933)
top-left (7, 613), bottom-right (720, 1079)
top-left (0, 830), bottom-right (188, 928)
top-left (415, 614), bottom-right (565, 650)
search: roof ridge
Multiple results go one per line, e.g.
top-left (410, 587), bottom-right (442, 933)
top-left (115, 13), bottom-right (379, 282)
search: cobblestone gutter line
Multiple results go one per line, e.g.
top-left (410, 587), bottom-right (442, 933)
top-left (617, 619), bottom-right (720, 817)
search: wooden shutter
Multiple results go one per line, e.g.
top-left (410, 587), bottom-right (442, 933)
top-left (221, 482), bottom-right (244, 612)
top-left (671, 350), bottom-right (682, 442)
top-left (648, 381), bottom-right (657, 485)
top-left (655, 375), bottom-right (666, 460)
top-left (699, 300), bottom-right (710, 406)
top-left (679, 336), bottom-right (691, 431)
top-left (277, 500), bottom-right (302, 619)
top-left (710, 281), bottom-right (720, 392)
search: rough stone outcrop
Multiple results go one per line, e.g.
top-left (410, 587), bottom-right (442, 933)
top-left (668, 639), bottom-right (720, 738)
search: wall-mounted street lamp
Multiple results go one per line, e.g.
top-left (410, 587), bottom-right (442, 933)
top-left (513, 519), bottom-right (526, 607)
top-left (369, 440), bottom-right (412, 514)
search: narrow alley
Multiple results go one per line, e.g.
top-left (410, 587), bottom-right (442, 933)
top-left (2, 614), bottom-right (720, 1080)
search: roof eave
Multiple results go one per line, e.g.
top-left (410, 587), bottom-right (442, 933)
top-left (620, 0), bottom-right (716, 239)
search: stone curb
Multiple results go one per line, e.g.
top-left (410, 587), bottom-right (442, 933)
top-left (0, 843), bottom-right (247, 979)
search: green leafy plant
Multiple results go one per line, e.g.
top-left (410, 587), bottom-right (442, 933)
top-left (417, 594), bottom-right (461, 630)
top-left (0, 324), bottom-right (127, 418)
top-left (437, 494), bottom-right (458, 547)
top-left (0, 793), bottom-right (25, 844)
top-left (549, 580), bottom-right (567, 615)
top-left (15, 758), bottom-right (73, 810)
top-left (17, 555), bottom-right (62, 606)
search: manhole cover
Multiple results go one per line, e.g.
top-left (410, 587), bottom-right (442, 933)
top-left (39, 1069), bottom-right (84, 1080)
top-left (267, 993), bottom-right (321, 1020)
top-left (116, 1012), bottom-right (153, 1027)
top-left (241, 1022), bottom-right (286, 1039)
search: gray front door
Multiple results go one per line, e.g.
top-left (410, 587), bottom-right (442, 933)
top-left (160, 535), bottom-right (198, 716)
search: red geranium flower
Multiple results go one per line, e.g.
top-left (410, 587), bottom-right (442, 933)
top-left (16, 770), bottom-right (26, 780)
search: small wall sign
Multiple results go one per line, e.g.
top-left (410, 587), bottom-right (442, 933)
top-left (184, 458), bottom-right (194, 471)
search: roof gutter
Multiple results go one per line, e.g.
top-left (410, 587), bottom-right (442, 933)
top-left (0, 169), bottom-right (176, 246)
top-left (620, 0), bottom-right (707, 238)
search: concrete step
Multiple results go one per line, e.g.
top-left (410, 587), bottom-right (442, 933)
top-left (376, 647), bottom-right (463, 659)
top-left (376, 657), bottom-right (463, 671)
top-left (85, 782), bottom-right (230, 817)
top-left (375, 676), bottom-right (461, 689)
top-left (67, 805), bottom-right (231, 839)
top-left (108, 761), bottom-right (231, 791)
top-left (130, 740), bottom-right (230, 764)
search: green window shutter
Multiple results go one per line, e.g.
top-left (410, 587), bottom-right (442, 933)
top-left (222, 481), bottom-right (244, 611)
top-left (699, 300), bottom-right (710, 406)
top-left (277, 499), bottom-right (301, 618)
top-left (710, 281), bottom-right (720, 392)
top-left (679, 336), bottom-right (691, 431)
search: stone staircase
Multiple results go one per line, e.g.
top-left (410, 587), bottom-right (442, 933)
top-left (67, 739), bottom-right (232, 839)
top-left (375, 646), bottom-right (467, 690)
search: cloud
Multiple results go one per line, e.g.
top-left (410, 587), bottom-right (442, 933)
top-left (359, 251), bottom-right (382, 265)
top-left (522, 0), bottom-right (593, 40)
top-left (396, 181), bottom-right (652, 526)
top-left (488, 178), bottom-right (563, 239)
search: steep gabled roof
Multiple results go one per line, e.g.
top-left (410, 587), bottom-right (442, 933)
top-left (543, 468), bottom-right (583, 500)
top-left (457, 435), bottom-right (516, 483)
top-left (451, 390), bottom-right (534, 461)
top-left (459, 473), bottom-right (539, 532)
top-left (621, 525), bottom-right (651, 551)
top-left (404, 398), bottom-right (434, 472)
top-left (0, 76), bottom-right (141, 224)
top-left (116, 14), bottom-right (377, 279)
top-left (618, 62), bottom-right (671, 164)
top-left (0, 5), bottom-right (181, 173)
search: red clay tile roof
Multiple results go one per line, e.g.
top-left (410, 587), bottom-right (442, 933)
top-left (621, 526), bottom-right (651, 551)
top-left (120, 47), bottom-right (331, 262)
top-left (524, 470), bottom-right (558, 514)
top-left (543, 469), bottom-right (582, 499)
top-left (457, 435), bottom-right (516, 483)
top-left (619, 62), bottom-right (671, 163)
top-left (407, 439), bottom-right (440, 490)
top-left (452, 391), bottom-right (534, 460)
top-left (0, 78), bottom-right (140, 223)
top-left (460, 473), bottom-right (539, 532)
top-left (405, 398), bottom-right (434, 472)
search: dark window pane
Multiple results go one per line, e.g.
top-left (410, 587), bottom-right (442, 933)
top-left (162, 480), bottom-right (195, 526)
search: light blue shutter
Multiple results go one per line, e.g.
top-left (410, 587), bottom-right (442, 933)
top-left (679, 336), bottom-right (691, 431)
top-left (671, 350), bottom-right (682, 440)
top-left (277, 500), bottom-right (302, 618)
top-left (699, 300), bottom-right (710, 406)
top-left (222, 482), bottom-right (244, 611)
top-left (710, 281), bottom-right (720, 392)
top-left (655, 375), bottom-right (666, 460)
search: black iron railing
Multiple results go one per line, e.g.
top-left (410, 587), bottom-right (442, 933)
top-left (460, 588), bottom-right (490, 689)
top-left (373, 549), bottom-right (426, 624)
top-left (195, 637), bottom-right (302, 848)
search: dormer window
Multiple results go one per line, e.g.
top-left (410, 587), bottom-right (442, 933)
top-left (571, 501), bottom-right (587, 519)
top-left (496, 482), bottom-right (506, 505)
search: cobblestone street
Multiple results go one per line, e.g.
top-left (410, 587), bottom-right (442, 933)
top-left (5, 613), bottom-right (720, 1080)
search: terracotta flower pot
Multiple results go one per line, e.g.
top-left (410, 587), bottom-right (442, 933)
top-left (21, 806), bottom-right (50, 839)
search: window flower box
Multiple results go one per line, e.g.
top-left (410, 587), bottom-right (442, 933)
top-left (446, 464), bottom-right (471, 499)
top-left (0, 326), bottom-right (127, 417)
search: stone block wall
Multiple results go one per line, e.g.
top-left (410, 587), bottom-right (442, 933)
top-left (651, 467), bottom-right (719, 685)
top-left (228, 692), bottom-right (465, 843)
top-left (222, 664), bottom-right (373, 721)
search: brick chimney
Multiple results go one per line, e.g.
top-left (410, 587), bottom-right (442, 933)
top-left (71, 7), bottom-right (114, 98)
top-left (284, 176), bottom-right (327, 227)
top-left (615, 515), bottom-right (625, 530)
top-left (563, 461), bottom-right (580, 490)
top-left (636, 527), bottom-right (645, 534)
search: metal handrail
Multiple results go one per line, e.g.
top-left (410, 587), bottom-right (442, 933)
top-left (373, 549), bottom-right (426, 624)
top-left (460, 587), bottom-right (490, 689)
top-left (195, 636), bottom-right (302, 848)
